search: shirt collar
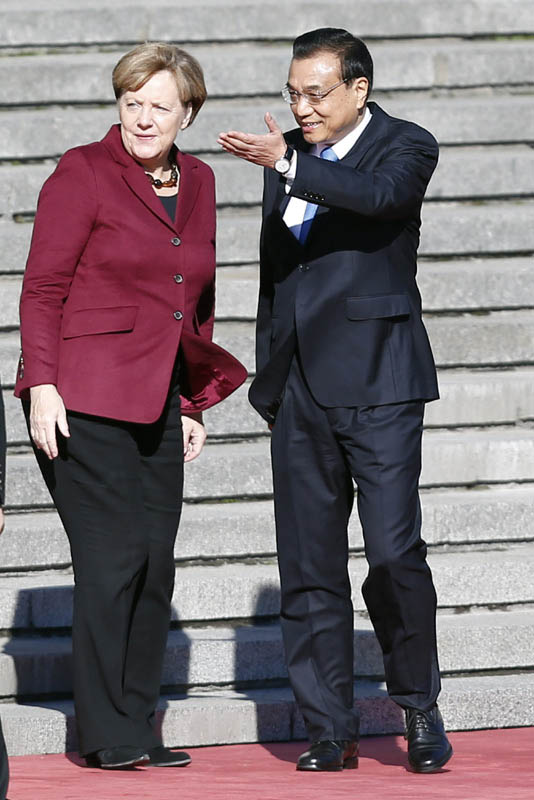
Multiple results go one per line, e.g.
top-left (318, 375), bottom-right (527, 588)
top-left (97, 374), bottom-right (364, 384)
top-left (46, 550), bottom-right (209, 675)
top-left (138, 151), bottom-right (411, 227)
top-left (311, 106), bottom-right (373, 159)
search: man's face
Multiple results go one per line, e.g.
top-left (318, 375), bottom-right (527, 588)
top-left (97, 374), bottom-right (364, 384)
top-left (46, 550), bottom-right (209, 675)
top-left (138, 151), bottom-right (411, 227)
top-left (287, 51), bottom-right (368, 145)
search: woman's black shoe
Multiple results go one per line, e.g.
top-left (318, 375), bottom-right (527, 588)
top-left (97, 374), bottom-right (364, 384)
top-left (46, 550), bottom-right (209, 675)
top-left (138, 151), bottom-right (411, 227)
top-left (146, 745), bottom-right (192, 767)
top-left (85, 746), bottom-right (149, 769)
top-left (405, 706), bottom-right (453, 773)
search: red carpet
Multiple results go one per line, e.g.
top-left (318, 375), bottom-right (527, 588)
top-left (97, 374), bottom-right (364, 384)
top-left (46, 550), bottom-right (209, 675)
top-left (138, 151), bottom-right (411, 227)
top-left (8, 727), bottom-right (534, 800)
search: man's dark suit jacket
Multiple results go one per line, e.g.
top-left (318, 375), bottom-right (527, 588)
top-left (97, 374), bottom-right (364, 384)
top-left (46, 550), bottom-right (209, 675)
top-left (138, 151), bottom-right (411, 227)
top-left (249, 102), bottom-right (440, 423)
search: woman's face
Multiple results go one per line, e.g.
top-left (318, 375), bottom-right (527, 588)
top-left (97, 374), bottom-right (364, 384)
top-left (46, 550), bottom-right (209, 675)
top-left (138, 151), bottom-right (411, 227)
top-left (119, 70), bottom-right (192, 168)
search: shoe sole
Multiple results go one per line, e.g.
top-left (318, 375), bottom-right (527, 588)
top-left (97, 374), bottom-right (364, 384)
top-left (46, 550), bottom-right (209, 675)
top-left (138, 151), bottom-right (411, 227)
top-left (297, 756), bottom-right (359, 772)
top-left (148, 757), bottom-right (192, 768)
top-left (99, 755), bottom-right (150, 769)
top-left (410, 745), bottom-right (453, 773)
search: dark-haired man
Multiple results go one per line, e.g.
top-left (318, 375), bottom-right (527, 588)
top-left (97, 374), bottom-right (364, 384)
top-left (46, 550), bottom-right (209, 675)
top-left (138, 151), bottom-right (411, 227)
top-left (219, 28), bottom-right (452, 774)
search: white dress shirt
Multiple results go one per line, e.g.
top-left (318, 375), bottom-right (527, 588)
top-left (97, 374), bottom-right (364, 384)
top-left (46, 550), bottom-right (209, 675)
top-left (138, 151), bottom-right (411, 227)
top-left (282, 106), bottom-right (373, 232)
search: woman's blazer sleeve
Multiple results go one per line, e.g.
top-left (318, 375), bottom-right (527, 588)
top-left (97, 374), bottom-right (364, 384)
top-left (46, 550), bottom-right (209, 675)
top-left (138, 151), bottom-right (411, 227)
top-left (17, 148), bottom-right (98, 393)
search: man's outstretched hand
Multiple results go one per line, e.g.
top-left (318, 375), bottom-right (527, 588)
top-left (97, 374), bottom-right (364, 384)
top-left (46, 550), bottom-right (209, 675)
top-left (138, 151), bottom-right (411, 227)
top-left (218, 112), bottom-right (286, 168)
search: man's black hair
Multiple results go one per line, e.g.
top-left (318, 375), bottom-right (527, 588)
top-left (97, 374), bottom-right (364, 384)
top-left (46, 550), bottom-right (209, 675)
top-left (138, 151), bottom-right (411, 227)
top-left (292, 28), bottom-right (373, 95)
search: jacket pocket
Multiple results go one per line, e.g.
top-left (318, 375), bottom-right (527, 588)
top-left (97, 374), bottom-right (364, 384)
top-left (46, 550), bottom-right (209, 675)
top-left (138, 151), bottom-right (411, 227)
top-left (63, 305), bottom-right (139, 339)
top-left (345, 293), bottom-right (410, 320)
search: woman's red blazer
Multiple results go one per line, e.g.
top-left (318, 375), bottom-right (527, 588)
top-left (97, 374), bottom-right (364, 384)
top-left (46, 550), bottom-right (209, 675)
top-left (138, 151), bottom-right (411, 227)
top-left (15, 124), bottom-right (247, 423)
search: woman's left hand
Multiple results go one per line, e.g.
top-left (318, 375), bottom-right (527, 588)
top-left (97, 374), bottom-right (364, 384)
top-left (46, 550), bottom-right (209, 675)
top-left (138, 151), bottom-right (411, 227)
top-left (182, 414), bottom-right (207, 462)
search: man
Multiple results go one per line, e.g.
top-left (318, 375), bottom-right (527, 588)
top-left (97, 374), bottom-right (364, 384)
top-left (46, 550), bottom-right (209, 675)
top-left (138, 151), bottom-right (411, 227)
top-left (0, 379), bottom-right (10, 799)
top-left (218, 28), bottom-right (452, 774)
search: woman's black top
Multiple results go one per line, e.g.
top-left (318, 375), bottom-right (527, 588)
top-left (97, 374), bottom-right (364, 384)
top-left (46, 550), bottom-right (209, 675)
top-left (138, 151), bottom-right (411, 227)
top-left (158, 193), bottom-right (178, 221)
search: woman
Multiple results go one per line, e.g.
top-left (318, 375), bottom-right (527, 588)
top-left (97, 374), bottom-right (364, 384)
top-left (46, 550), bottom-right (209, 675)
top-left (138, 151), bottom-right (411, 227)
top-left (15, 43), bottom-right (246, 770)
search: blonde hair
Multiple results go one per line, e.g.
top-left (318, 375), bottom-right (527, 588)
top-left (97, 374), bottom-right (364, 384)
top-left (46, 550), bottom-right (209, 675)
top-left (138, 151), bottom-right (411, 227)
top-left (112, 42), bottom-right (207, 126)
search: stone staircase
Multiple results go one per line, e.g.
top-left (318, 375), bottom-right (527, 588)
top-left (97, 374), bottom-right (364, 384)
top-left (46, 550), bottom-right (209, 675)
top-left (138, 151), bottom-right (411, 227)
top-left (1, 0), bottom-right (534, 755)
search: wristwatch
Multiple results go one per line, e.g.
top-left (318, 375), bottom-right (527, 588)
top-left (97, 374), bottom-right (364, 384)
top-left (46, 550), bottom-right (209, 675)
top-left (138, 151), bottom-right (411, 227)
top-left (274, 145), bottom-right (294, 175)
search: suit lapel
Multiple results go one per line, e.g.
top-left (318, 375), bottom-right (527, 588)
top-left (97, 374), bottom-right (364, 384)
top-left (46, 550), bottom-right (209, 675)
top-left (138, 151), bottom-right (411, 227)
top-left (309, 103), bottom-right (390, 228)
top-left (121, 161), bottom-right (175, 230)
top-left (174, 150), bottom-right (201, 234)
top-left (339, 102), bottom-right (389, 168)
top-left (101, 125), bottom-right (198, 234)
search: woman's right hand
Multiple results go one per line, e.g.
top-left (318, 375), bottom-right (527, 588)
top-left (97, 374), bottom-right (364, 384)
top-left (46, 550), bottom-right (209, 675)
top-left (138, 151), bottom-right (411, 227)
top-left (29, 384), bottom-right (70, 460)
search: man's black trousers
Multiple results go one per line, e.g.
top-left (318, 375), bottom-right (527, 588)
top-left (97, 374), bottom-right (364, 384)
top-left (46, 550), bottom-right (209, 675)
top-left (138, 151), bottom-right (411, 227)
top-left (25, 378), bottom-right (183, 756)
top-left (270, 356), bottom-right (441, 742)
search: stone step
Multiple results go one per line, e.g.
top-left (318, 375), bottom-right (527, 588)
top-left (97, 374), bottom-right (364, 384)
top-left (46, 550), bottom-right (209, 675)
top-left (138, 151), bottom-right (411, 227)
top-left (2, 671), bottom-right (534, 755)
top-left (2, 94), bottom-right (533, 163)
top-left (210, 312), bottom-right (534, 373)
top-left (4, 256), bottom-right (534, 332)
top-left (2, 483), bottom-right (534, 571)
top-left (3, 143), bottom-right (534, 222)
top-left (5, 427), bottom-right (534, 509)
top-left (5, 366), bottom-right (534, 448)
top-left (213, 257), bottom-right (534, 318)
top-left (3, 310), bottom-right (534, 399)
top-left (212, 258), bottom-right (534, 318)
top-left (211, 145), bottom-right (534, 205)
top-left (0, 543), bottom-right (533, 630)
top-left (2, 0), bottom-right (534, 49)
top-left (1, 200), bottom-right (533, 263)
top-left (201, 368), bottom-right (534, 434)
top-left (0, 609), bottom-right (532, 701)
top-left (2, 40), bottom-right (533, 106)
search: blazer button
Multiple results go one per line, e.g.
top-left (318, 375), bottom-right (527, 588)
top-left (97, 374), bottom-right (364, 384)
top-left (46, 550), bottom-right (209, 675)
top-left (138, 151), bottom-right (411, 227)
top-left (173, 310), bottom-right (183, 320)
top-left (171, 236), bottom-right (181, 246)
top-left (298, 263), bottom-right (309, 272)
top-left (173, 273), bottom-right (184, 283)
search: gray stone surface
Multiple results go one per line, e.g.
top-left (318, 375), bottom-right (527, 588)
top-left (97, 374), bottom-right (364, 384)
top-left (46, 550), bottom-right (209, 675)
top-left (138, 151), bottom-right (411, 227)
top-left (0, 609), bottom-right (531, 698)
top-left (2, 94), bottom-right (534, 163)
top-left (209, 311), bottom-right (534, 374)
top-left (425, 310), bottom-right (534, 368)
top-left (1, 545), bottom-right (534, 630)
top-left (438, 673), bottom-right (534, 731)
top-left (3, 255), bottom-right (534, 334)
top-left (3, 144), bottom-right (534, 220)
top-left (1, 203), bottom-right (533, 266)
top-left (0, 509), bottom-right (70, 569)
top-left (208, 145), bottom-right (534, 206)
top-left (204, 369), bottom-right (534, 435)
top-left (2, 483), bottom-right (534, 570)
top-left (418, 258), bottom-right (534, 313)
top-left (0, 222), bottom-right (32, 274)
top-left (212, 257), bottom-right (534, 320)
top-left (2, 671), bottom-right (534, 755)
top-left (7, 366), bottom-right (534, 448)
top-left (2, 40), bottom-right (534, 104)
top-left (420, 200), bottom-right (534, 256)
top-left (2, 0), bottom-right (534, 48)
top-left (5, 427), bottom-right (534, 509)
top-left (0, 163), bottom-right (53, 217)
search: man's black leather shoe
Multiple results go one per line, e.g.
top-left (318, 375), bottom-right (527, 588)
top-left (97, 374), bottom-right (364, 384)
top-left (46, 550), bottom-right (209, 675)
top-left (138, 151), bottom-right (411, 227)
top-left (146, 745), bottom-right (192, 767)
top-left (405, 706), bottom-right (453, 773)
top-left (296, 739), bottom-right (359, 771)
top-left (85, 746), bottom-right (149, 769)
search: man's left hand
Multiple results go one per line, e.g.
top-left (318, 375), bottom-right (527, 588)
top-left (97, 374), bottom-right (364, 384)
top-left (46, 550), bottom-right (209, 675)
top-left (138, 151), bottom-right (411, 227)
top-left (218, 112), bottom-right (286, 168)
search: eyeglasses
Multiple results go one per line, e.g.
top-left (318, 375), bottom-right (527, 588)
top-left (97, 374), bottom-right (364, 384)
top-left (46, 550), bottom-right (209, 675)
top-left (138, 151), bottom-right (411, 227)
top-left (281, 78), bottom-right (348, 106)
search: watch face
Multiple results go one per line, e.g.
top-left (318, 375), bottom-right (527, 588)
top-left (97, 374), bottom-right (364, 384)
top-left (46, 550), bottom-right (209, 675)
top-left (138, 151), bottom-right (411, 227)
top-left (275, 157), bottom-right (290, 174)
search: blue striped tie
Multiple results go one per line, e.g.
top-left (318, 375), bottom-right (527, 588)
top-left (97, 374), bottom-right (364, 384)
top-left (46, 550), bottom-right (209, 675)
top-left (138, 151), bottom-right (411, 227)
top-left (295, 146), bottom-right (338, 244)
